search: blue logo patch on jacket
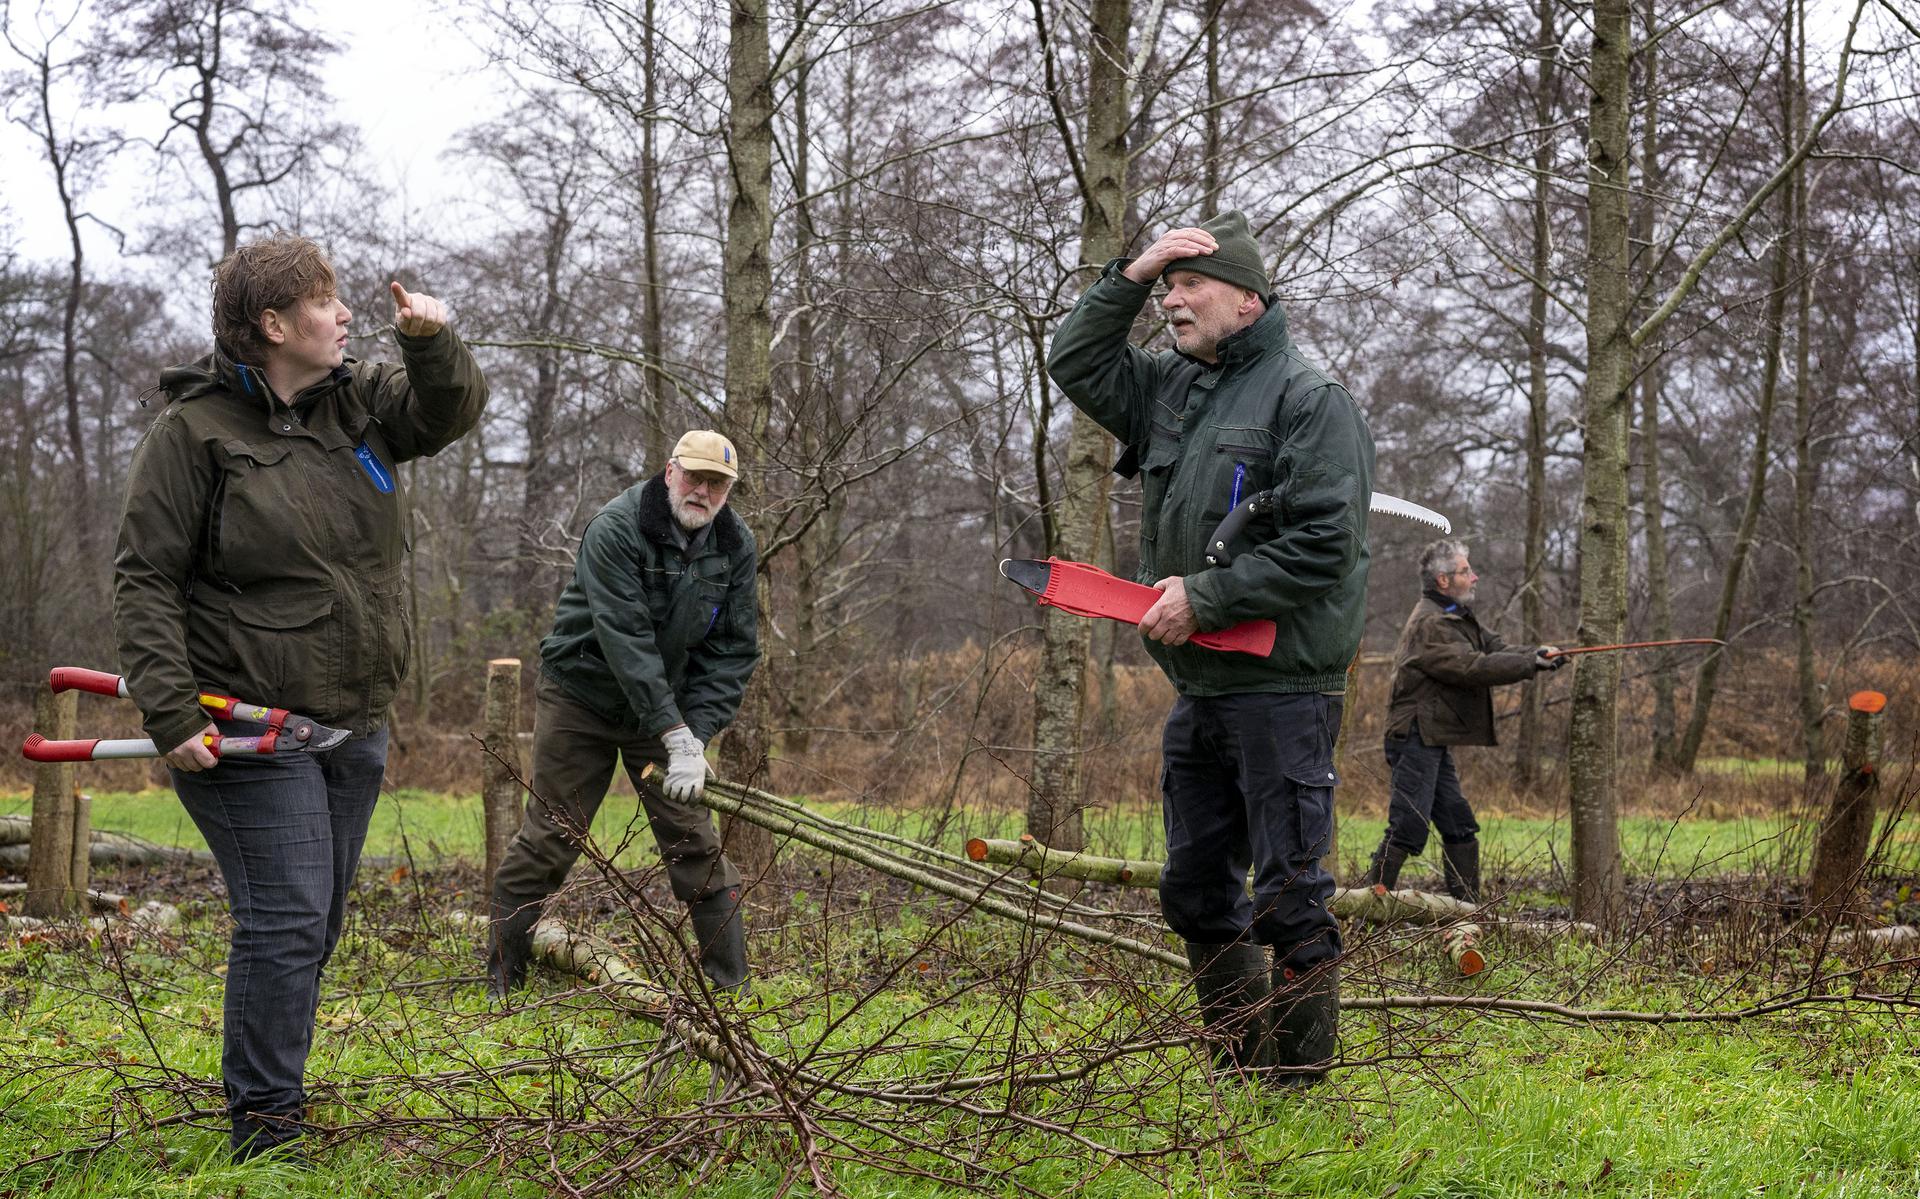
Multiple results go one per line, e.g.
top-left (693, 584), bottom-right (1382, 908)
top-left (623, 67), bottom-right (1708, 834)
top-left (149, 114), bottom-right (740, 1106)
top-left (355, 441), bottom-right (395, 493)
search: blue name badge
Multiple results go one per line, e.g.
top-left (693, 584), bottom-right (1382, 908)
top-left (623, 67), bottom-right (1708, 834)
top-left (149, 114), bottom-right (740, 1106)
top-left (355, 441), bottom-right (395, 494)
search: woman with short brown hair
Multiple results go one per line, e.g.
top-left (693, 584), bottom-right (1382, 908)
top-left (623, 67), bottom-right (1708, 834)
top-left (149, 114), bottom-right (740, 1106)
top-left (113, 234), bottom-right (488, 1161)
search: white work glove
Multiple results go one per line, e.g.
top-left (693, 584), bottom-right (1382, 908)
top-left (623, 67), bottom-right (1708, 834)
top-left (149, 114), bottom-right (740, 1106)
top-left (1535, 646), bottom-right (1567, 671)
top-left (661, 725), bottom-right (709, 801)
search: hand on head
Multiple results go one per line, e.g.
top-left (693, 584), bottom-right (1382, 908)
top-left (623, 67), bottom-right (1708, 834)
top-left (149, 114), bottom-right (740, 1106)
top-left (1123, 227), bottom-right (1220, 285)
top-left (390, 281), bottom-right (448, 337)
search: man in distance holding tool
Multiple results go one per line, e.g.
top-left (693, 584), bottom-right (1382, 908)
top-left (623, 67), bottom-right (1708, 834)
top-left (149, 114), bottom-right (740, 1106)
top-left (1365, 539), bottom-right (1562, 901)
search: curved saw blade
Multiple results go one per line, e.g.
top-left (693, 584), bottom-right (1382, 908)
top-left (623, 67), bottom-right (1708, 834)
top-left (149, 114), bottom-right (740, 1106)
top-left (1371, 491), bottom-right (1452, 535)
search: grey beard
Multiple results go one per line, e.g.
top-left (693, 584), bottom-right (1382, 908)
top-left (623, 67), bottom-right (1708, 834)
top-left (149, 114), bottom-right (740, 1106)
top-left (671, 496), bottom-right (717, 530)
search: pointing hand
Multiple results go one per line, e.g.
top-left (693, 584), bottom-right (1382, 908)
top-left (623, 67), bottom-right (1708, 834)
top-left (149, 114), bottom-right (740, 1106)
top-left (390, 281), bottom-right (448, 337)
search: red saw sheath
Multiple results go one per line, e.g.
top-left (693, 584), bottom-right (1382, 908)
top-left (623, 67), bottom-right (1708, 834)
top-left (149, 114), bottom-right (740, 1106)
top-left (1004, 558), bottom-right (1277, 657)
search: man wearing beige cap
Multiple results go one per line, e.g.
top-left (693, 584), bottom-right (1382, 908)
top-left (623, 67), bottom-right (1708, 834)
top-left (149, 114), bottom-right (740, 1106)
top-left (488, 430), bottom-right (760, 1000)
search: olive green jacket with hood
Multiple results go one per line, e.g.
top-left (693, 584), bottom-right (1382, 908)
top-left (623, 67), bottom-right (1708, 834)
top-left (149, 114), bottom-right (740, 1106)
top-left (538, 474), bottom-right (760, 744)
top-left (114, 328), bottom-right (488, 753)
top-left (1045, 260), bottom-right (1374, 695)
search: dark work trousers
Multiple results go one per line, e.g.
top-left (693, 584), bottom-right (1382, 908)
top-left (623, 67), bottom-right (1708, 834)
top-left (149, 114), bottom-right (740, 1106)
top-left (1159, 691), bottom-right (1343, 971)
top-left (1382, 720), bottom-right (1478, 856)
top-left (491, 673), bottom-right (741, 926)
top-left (171, 725), bottom-right (388, 1153)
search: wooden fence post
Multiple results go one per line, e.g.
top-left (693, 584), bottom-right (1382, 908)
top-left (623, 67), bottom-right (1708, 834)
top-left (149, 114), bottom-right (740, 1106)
top-left (25, 689), bottom-right (79, 917)
top-left (1806, 690), bottom-right (1887, 919)
top-left (69, 793), bottom-right (92, 899)
top-left (482, 658), bottom-right (525, 893)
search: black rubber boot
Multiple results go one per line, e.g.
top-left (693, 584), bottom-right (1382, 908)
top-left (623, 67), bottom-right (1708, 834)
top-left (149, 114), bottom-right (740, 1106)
top-left (1183, 941), bottom-right (1273, 1071)
top-left (1441, 839), bottom-right (1482, 904)
top-left (1365, 840), bottom-right (1410, 893)
top-left (688, 887), bottom-right (750, 995)
top-left (1267, 960), bottom-right (1339, 1089)
top-left (232, 1109), bottom-right (310, 1164)
top-left (487, 901), bottom-right (540, 1002)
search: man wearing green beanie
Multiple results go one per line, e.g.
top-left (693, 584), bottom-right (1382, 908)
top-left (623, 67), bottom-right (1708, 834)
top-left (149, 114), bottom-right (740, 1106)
top-left (1046, 211), bottom-right (1374, 1089)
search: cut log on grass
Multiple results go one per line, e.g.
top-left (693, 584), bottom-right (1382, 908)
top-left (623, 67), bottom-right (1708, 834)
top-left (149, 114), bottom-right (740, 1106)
top-left (491, 911), bottom-right (734, 1070)
top-left (0, 817), bottom-right (218, 867)
top-left (1824, 924), bottom-right (1918, 951)
top-left (964, 836), bottom-right (1163, 887)
top-left (669, 772), bottom-right (1189, 971)
top-left (0, 892), bottom-right (179, 935)
top-left (1444, 923), bottom-right (1486, 976)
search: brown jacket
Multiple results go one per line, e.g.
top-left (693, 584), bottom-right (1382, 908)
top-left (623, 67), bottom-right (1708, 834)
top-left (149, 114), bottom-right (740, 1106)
top-left (1384, 594), bottom-right (1539, 746)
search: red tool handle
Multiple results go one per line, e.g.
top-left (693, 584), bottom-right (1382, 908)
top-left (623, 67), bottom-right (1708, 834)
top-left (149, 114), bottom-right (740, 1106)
top-left (49, 667), bottom-right (129, 697)
top-left (22, 734), bottom-right (103, 762)
top-left (1037, 559), bottom-right (1278, 658)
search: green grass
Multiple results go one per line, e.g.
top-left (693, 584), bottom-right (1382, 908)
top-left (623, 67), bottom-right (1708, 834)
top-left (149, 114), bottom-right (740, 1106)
top-left (8, 786), bottom-right (1883, 883)
top-left (4, 783), bottom-right (1919, 1195)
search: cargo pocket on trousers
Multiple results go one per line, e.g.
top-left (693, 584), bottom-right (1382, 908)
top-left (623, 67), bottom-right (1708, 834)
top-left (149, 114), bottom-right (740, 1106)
top-left (1284, 761), bottom-right (1339, 862)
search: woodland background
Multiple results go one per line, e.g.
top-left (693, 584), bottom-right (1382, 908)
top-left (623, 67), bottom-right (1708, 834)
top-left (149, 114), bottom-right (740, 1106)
top-left (3, 0), bottom-right (1917, 919)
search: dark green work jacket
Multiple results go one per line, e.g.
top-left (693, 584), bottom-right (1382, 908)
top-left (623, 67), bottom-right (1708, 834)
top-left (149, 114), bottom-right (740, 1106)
top-left (114, 328), bottom-right (489, 752)
top-left (1045, 261), bottom-right (1374, 695)
top-left (539, 474), bottom-right (760, 744)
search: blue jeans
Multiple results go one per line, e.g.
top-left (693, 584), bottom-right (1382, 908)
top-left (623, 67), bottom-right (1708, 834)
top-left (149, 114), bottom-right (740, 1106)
top-left (1159, 692), bottom-right (1343, 971)
top-left (171, 727), bottom-right (387, 1152)
top-left (1382, 721), bottom-right (1478, 856)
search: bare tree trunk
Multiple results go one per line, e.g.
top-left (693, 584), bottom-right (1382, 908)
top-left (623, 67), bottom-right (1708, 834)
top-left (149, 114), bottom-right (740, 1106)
top-left (1567, 0), bottom-right (1633, 924)
top-left (1789, 0), bottom-right (1823, 781)
top-left (1201, 0), bottom-right (1222, 216)
top-left (1514, 0), bottom-right (1556, 789)
top-left (1028, 0), bottom-right (1131, 854)
top-left (1674, 226), bottom-right (1788, 772)
top-left (717, 0), bottom-right (777, 875)
top-left (640, 0), bottom-right (669, 448)
top-left (515, 199), bottom-right (572, 611)
top-left (483, 658), bottom-right (526, 892)
top-left (1674, 16), bottom-right (1800, 774)
top-left (780, 0), bottom-right (826, 758)
top-left (1633, 0), bottom-right (1677, 770)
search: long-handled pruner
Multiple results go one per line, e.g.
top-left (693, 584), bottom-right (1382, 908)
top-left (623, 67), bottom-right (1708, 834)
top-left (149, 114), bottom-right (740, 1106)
top-left (1542, 638), bottom-right (1727, 660)
top-left (21, 666), bottom-right (351, 763)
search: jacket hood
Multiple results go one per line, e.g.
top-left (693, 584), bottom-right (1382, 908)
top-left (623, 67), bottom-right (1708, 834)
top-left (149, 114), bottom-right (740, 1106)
top-left (638, 471), bottom-right (747, 555)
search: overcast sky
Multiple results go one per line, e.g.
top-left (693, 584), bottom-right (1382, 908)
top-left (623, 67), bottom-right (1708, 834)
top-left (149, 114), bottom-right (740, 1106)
top-left (2, 0), bottom-right (512, 266)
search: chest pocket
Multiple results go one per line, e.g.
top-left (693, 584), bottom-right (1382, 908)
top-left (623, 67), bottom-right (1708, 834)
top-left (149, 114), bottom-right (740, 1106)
top-left (1205, 427), bottom-right (1280, 525)
top-left (213, 439), bottom-right (297, 586)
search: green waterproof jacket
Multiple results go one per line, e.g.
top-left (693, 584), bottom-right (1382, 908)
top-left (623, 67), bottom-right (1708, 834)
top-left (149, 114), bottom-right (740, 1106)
top-left (1384, 595), bottom-right (1540, 746)
top-left (1045, 261), bottom-right (1374, 695)
top-left (538, 474), bottom-right (760, 744)
top-left (114, 329), bottom-right (489, 752)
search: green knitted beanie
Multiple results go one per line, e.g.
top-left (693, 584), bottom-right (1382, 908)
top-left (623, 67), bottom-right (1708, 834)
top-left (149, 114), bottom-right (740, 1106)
top-left (1161, 210), bottom-right (1270, 295)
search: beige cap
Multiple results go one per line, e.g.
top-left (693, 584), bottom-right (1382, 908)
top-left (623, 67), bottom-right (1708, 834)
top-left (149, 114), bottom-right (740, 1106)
top-left (670, 429), bottom-right (739, 479)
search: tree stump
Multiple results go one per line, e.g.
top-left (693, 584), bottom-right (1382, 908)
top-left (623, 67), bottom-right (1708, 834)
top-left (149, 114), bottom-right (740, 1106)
top-left (482, 658), bottom-right (526, 892)
top-left (25, 690), bottom-right (79, 917)
top-left (1805, 691), bottom-right (1886, 919)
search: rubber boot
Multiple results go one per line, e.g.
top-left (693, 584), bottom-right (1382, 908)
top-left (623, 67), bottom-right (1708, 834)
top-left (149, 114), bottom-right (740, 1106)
top-left (688, 887), bottom-right (750, 995)
top-left (1441, 839), bottom-right (1482, 904)
top-left (1267, 960), bottom-right (1339, 1089)
top-left (487, 901), bottom-right (540, 1002)
top-left (1365, 840), bottom-right (1410, 894)
top-left (1183, 941), bottom-right (1273, 1070)
top-left (232, 1109), bottom-right (310, 1164)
